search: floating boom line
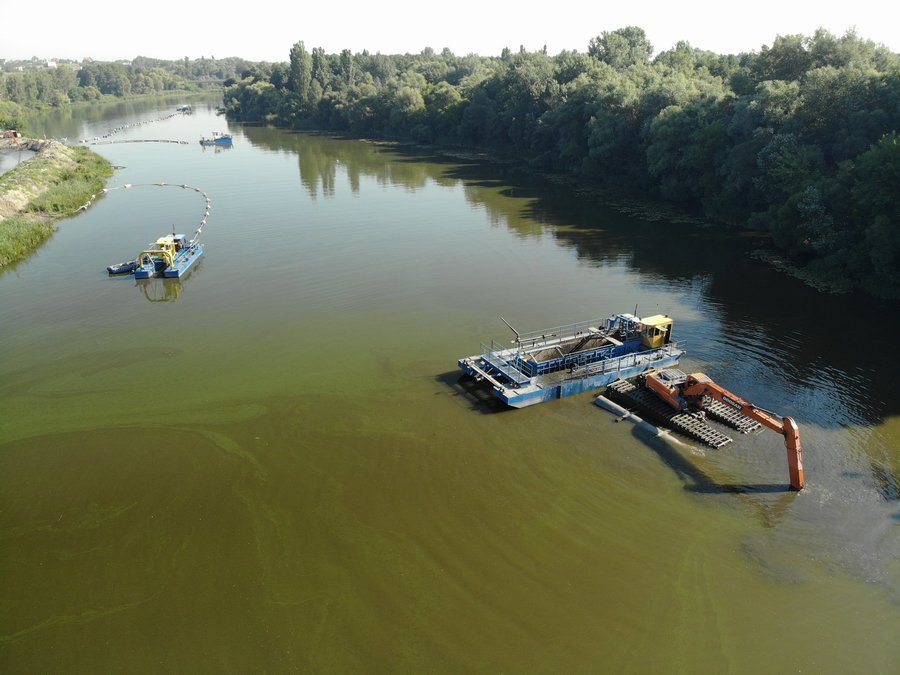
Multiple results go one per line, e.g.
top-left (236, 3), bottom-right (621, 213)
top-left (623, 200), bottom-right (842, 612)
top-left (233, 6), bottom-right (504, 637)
top-left (75, 181), bottom-right (212, 243)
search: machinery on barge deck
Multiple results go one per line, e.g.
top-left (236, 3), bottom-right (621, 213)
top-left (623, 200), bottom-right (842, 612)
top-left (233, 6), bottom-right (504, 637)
top-left (459, 312), bottom-right (685, 408)
top-left (605, 368), bottom-right (805, 490)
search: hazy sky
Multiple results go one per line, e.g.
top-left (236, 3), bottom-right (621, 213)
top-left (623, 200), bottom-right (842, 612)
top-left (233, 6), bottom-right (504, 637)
top-left (7, 1), bottom-right (896, 62)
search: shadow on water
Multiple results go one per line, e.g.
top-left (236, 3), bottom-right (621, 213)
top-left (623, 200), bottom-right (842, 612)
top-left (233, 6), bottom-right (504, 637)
top-left (443, 361), bottom-right (805, 498)
top-left (436, 371), bottom-right (511, 415)
top-left (631, 426), bottom-right (801, 527)
top-left (134, 277), bottom-right (185, 303)
top-left (440, 362), bottom-right (802, 523)
top-left (633, 426), bottom-right (792, 494)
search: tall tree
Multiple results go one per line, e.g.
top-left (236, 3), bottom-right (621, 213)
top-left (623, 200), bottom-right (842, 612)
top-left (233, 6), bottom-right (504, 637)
top-left (311, 48), bottom-right (331, 90)
top-left (339, 49), bottom-right (355, 86)
top-left (588, 27), bottom-right (653, 69)
top-left (751, 34), bottom-right (812, 82)
top-left (289, 41), bottom-right (312, 100)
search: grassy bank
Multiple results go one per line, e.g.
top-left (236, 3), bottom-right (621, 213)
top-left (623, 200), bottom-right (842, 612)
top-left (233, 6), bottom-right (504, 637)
top-left (0, 142), bottom-right (113, 269)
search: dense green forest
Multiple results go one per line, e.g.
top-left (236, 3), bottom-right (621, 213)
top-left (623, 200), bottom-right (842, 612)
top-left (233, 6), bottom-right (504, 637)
top-left (0, 55), bottom-right (258, 126)
top-left (221, 29), bottom-right (900, 298)
top-left (1, 32), bottom-right (897, 297)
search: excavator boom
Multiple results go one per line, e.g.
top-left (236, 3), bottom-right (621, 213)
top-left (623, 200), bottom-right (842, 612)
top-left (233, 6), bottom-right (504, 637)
top-left (644, 370), bottom-right (805, 490)
top-left (781, 416), bottom-right (804, 491)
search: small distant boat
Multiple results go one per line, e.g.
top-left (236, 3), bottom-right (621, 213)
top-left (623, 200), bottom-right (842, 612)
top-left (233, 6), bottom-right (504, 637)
top-left (199, 132), bottom-right (232, 146)
top-left (107, 233), bottom-right (203, 279)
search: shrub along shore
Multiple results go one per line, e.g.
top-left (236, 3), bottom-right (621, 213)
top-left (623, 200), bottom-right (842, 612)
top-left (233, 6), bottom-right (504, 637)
top-left (0, 139), bottom-right (113, 269)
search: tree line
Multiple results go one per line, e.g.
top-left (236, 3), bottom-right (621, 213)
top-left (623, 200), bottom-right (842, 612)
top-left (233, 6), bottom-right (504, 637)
top-left (223, 29), bottom-right (900, 298)
top-left (0, 56), bottom-right (258, 109)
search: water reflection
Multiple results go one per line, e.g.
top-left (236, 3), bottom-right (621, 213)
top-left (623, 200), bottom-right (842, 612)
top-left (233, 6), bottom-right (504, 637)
top-left (267, 131), bottom-right (900, 427)
top-left (239, 127), bottom-right (900, 499)
top-left (128, 254), bottom-right (202, 303)
top-left (22, 93), bottom-right (225, 140)
top-left (200, 143), bottom-right (233, 154)
top-left (134, 277), bottom-right (185, 302)
top-left (242, 127), bottom-right (457, 199)
top-left (636, 426), bottom-right (800, 526)
top-left (566, 218), bottom-right (900, 425)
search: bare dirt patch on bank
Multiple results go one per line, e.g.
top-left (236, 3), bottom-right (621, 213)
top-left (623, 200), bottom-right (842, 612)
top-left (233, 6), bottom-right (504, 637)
top-left (0, 139), bottom-right (112, 269)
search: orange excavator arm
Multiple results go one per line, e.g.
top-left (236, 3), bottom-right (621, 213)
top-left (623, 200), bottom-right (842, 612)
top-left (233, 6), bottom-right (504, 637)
top-left (680, 373), bottom-right (804, 490)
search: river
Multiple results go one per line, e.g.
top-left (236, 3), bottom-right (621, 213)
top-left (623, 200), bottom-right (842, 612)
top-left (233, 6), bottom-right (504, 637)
top-left (1, 96), bottom-right (898, 672)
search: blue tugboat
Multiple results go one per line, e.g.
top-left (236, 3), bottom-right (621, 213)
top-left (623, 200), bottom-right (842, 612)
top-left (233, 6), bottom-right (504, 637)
top-left (199, 132), bottom-right (232, 146)
top-left (108, 233), bottom-right (202, 278)
top-left (458, 312), bottom-right (684, 408)
top-left (134, 234), bottom-right (202, 278)
top-left (104, 182), bottom-right (210, 279)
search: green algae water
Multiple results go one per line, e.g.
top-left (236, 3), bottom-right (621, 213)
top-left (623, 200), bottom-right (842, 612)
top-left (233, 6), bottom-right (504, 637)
top-left (1, 99), bottom-right (898, 672)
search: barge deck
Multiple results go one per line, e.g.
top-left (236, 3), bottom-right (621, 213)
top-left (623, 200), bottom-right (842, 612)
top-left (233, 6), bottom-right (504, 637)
top-left (459, 312), bottom-right (685, 408)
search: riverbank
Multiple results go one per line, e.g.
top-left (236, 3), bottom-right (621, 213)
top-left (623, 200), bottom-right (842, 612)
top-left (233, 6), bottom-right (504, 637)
top-left (0, 138), bottom-right (113, 269)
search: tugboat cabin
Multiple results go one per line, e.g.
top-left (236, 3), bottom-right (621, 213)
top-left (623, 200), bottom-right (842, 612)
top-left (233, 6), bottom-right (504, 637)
top-left (639, 315), bottom-right (674, 349)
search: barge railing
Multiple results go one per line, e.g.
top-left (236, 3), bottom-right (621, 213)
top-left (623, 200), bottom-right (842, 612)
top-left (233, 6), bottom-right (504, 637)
top-left (479, 342), bottom-right (531, 386)
top-left (570, 342), bottom-right (685, 379)
top-left (510, 317), bottom-right (610, 350)
top-left (476, 336), bottom-right (684, 388)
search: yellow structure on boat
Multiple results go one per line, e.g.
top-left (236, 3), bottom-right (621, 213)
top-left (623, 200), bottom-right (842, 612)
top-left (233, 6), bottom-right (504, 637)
top-left (639, 315), bottom-right (674, 349)
top-left (137, 236), bottom-right (179, 270)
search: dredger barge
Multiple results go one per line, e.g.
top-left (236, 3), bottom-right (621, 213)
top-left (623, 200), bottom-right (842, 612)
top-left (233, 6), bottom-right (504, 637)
top-left (458, 312), bottom-right (684, 408)
top-left (107, 233), bottom-right (202, 278)
top-left (460, 311), bottom-right (805, 490)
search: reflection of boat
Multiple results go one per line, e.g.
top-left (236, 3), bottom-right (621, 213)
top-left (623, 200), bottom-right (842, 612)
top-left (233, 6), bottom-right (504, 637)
top-left (201, 142), bottom-right (232, 153)
top-left (135, 277), bottom-right (185, 302)
top-left (458, 313), bottom-right (684, 408)
top-left (199, 132), bottom-right (232, 146)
